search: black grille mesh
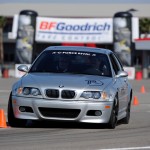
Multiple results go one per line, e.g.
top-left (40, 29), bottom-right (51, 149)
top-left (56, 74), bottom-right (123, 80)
top-left (61, 90), bottom-right (75, 99)
top-left (46, 89), bottom-right (75, 99)
top-left (46, 89), bottom-right (59, 98)
top-left (39, 108), bottom-right (80, 118)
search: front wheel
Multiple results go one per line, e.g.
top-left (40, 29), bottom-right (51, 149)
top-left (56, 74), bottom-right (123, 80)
top-left (8, 93), bottom-right (27, 127)
top-left (122, 101), bottom-right (131, 124)
top-left (108, 98), bottom-right (118, 129)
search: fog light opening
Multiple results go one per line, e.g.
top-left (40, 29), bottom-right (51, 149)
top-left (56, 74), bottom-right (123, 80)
top-left (19, 106), bottom-right (34, 113)
top-left (19, 106), bottom-right (26, 112)
top-left (95, 110), bottom-right (102, 116)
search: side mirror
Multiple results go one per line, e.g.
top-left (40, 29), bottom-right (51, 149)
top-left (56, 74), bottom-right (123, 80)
top-left (18, 65), bottom-right (28, 73)
top-left (116, 71), bottom-right (128, 78)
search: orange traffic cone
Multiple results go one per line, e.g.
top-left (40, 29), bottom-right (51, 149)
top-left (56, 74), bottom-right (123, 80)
top-left (133, 96), bottom-right (139, 106)
top-left (140, 85), bottom-right (146, 93)
top-left (0, 109), bottom-right (7, 128)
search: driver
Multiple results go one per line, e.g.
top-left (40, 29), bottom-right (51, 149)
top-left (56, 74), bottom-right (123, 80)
top-left (56, 56), bottom-right (70, 72)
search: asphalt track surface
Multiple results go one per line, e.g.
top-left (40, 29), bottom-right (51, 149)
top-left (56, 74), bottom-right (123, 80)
top-left (0, 78), bottom-right (150, 150)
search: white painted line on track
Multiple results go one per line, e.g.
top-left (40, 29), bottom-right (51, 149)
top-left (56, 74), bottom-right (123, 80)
top-left (99, 146), bottom-right (150, 150)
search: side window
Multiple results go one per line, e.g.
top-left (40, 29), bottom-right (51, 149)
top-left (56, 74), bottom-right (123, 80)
top-left (113, 54), bottom-right (124, 71)
top-left (109, 54), bottom-right (120, 75)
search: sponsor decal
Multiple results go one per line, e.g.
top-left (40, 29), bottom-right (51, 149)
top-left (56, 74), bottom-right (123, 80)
top-left (85, 80), bottom-right (103, 86)
top-left (36, 17), bottom-right (113, 43)
top-left (39, 22), bottom-right (110, 32)
top-left (52, 51), bottom-right (96, 56)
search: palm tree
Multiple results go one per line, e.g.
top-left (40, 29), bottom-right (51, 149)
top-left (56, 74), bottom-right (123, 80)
top-left (0, 16), bottom-right (6, 64)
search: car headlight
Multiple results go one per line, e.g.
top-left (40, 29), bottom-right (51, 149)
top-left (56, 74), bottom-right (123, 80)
top-left (80, 91), bottom-right (110, 100)
top-left (23, 87), bottom-right (41, 96)
top-left (17, 87), bottom-right (41, 96)
top-left (81, 91), bottom-right (101, 99)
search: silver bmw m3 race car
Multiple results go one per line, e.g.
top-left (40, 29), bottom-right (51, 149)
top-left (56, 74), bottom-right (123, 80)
top-left (8, 46), bottom-right (132, 129)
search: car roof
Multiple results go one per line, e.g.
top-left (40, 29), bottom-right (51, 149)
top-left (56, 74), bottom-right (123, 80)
top-left (44, 46), bottom-right (112, 55)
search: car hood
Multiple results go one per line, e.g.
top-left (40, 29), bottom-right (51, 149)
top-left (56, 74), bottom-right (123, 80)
top-left (21, 73), bottom-right (113, 91)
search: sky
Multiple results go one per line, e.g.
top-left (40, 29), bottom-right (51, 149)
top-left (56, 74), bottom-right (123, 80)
top-left (0, 0), bottom-right (150, 3)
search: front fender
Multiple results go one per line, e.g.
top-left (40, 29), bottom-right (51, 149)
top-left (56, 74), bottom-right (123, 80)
top-left (103, 79), bottom-right (118, 102)
top-left (12, 79), bottom-right (22, 96)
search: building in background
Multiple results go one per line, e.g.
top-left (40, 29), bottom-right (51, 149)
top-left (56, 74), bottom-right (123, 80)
top-left (1, 0), bottom-right (150, 78)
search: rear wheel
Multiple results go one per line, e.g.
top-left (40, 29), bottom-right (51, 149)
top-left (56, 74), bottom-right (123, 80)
top-left (108, 98), bottom-right (118, 129)
top-left (8, 93), bottom-right (27, 127)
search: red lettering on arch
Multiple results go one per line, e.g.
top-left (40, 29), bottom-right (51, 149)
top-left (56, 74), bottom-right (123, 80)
top-left (39, 21), bottom-right (56, 30)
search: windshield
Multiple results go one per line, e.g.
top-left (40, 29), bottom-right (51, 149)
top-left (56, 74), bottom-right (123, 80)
top-left (29, 50), bottom-right (112, 77)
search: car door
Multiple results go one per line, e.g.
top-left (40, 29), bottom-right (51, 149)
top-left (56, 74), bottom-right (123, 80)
top-left (113, 54), bottom-right (129, 111)
top-left (109, 53), bottom-right (127, 117)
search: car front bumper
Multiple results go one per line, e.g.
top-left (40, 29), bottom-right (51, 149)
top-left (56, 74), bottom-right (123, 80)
top-left (12, 96), bottom-right (113, 123)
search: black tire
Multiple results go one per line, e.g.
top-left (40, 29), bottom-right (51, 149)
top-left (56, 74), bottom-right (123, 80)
top-left (122, 100), bottom-right (131, 124)
top-left (108, 98), bottom-right (118, 129)
top-left (8, 93), bottom-right (27, 127)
